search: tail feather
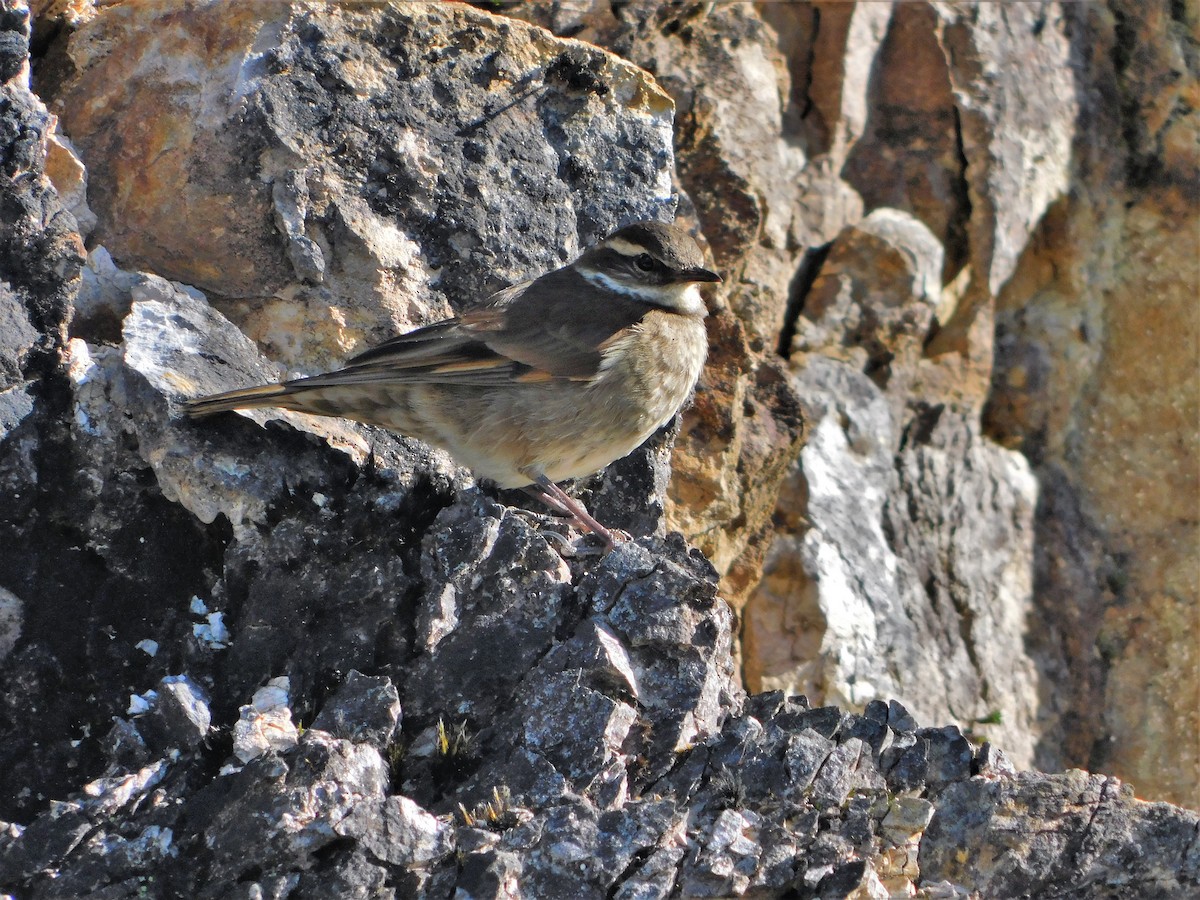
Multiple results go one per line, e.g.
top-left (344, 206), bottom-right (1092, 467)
top-left (184, 383), bottom-right (293, 418)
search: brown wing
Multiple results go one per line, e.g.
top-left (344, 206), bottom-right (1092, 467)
top-left (307, 267), bottom-right (648, 388)
top-left (186, 269), bottom-right (652, 417)
top-left (459, 267), bottom-right (648, 379)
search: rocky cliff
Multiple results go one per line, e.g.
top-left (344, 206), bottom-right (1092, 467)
top-left (0, 1), bottom-right (1196, 898)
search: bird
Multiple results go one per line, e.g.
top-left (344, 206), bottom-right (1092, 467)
top-left (184, 220), bottom-right (722, 548)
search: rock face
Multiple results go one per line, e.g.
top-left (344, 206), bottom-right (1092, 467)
top-left (0, 0), bottom-right (1197, 897)
top-left (48, 0), bottom-right (679, 371)
top-left (502, 0), bottom-right (1199, 806)
top-left (981, 3), bottom-right (1200, 807)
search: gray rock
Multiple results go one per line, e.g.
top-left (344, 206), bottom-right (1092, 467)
top-left (784, 728), bottom-right (837, 795)
top-left (190, 732), bottom-right (389, 895)
top-left (311, 670), bottom-right (402, 749)
top-left (0, 586), bottom-right (21, 662)
top-left (920, 770), bottom-right (1200, 898)
top-left (585, 537), bottom-right (735, 764)
top-left (519, 672), bottom-right (639, 791)
top-left (4, 612), bottom-right (1197, 899)
top-left (456, 848), bottom-right (524, 900)
top-left (0, 16), bottom-right (87, 828)
top-left (100, 718), bottom-right (150, 771)
top-left (0, 805), bottom-right (94, 886)
top-left (975, 742), bottom-right (1019, 780)
top-left (232, 677), bottom-right (299, 764)
top-left (791, 209), bottom-right (943, 399)
top-left (0, 285), bottom-right (39, 391)
top-left (936, 2), bottom-right (1074, 308)
top-left (296, 849), bottom-right (390, 900)
top-left (404, 494), bottom-right (573, 724)
top-left (117, 279), bottom-right (305, 530)
top-left (0, 28), bottom-right (81, 387)
top-left (808, 738), bottom-right (880, 809)
top-left (881, 796), bottom-right (935, 846)
top-left (53, 0), bottom-right (678, 373)
top-left (338, 794), bottom-right (454, 868)
top-left (0, 382), bottom-right (35, 442)
top-left (79, 760), bottom-right (169, 817)
top-left (272, 171), bottom-right (327, 285)
top-left (1, 3), bottom-right (1197, 898)
top-left (136, 675), bottom-right (211, 754)
top-left (887, 699), bottom-right (920, 734)
top-left (753, 353), bottom-right (1042, 767)
top-left (73, 247), bottom-right (140, 341)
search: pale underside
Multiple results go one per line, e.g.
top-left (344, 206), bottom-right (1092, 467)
top-left (292, 309), bottom-right (707, 486)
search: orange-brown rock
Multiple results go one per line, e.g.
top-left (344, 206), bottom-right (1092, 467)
top-left (47, 0), bottom-right (677, 374)
top-left (983, 2), bottom-right (1199, 806)
top-left (667, 309), bottom-right (806, 610)
top-left (17, 0), bottom-right (1200, 812)
top-left (499, 0), bottom-right (1199, 802)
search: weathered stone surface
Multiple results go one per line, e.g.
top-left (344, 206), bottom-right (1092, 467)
top-left (43, 126), bottom-right (96, 239)
top-left (841, 2), bottom-right (969, 283)
top-left (232, 677), bottom-right (300, 764)
top-left (310, 669), bottom-right (402, 749)
top-left (191, 731), bottom-right (392, 897)
top-left (404, 495), bottom-right (573, 722)
top-left (0, 284), bottom-right (39, 392)
top-left (746, 217), bottom-right (1042, 768)
top-left (921, 770), bottom-right (1200, 898)
top-left (0, 5), bottom-right (82, 385)
top-left (0, 1), bottom-right (88, 821)
top-left (0, 258), bottom-right (449, 823)
top-left (980, 1), bottom-right (1200, 804)
top-left (790, 208), bottom-right (945, 416)
top-left (0, 586), bottom-right (21, 662)
top-left (1, 1), bottom-right (1197, 897)
top-left (667, 310), bottom-right (807, 609)
top-left (929, 2), bottom-right (1076, 348)
top-left (339, 794), bottom-right (454, 868)
top-left (136, 674), bottom-right (212, 754)
top-left (670, 0), bottom-right (1193, 807)
top-left (49, 0), bottom-right (677, 372)
top-left (1, 499), bottom-right (1197, 899)
top-left (505, 1), bottom-right (814, 609)
top-left (396, 524), bottom-right (735, 821)
top-left (44, 0), bottom-right (690, 572)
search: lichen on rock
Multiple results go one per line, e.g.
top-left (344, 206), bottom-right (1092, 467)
top-left (1, 1), bottom-right (1197, 897)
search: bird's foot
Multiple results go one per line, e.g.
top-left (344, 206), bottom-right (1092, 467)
top-left (521, 474), bottom-right (628, 555)
top-left (571, 527), bottom-right (632, 556)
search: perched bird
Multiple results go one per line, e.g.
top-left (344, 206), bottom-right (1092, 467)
top-left (185, 221), bottom-right (721, 547)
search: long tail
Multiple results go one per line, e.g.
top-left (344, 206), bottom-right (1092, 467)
top-left (184, 383), bottom-right (294, 418)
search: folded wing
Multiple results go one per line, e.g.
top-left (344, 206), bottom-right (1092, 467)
top-left (185, 270), bottom-right (649, 418)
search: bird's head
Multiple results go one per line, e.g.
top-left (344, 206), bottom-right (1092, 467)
top-left (575, 221), bottom-right (722, 315)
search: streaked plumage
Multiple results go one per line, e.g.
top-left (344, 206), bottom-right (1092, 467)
top-left (185, 221), bottom-right (721, 544)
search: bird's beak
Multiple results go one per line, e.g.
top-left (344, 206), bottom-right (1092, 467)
top-left (681, 267), bottom-right (723, 284)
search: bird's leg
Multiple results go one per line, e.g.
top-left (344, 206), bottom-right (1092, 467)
top-left (522, 472), bottom-right (620, 551)
top-left (520, 484), bottom-right (573, 519)
top-left (516, 485), bottom-right (578, 555)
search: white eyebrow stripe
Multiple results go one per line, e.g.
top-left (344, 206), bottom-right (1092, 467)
top-left (577, 267), bottom-right (656, 299)
top-left (577, 268), bottom-right (706, 315)
top-left (602, 237), bottom-right (646, 257)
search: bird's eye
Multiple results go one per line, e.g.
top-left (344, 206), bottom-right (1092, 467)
top-left (635, 254), bottom-right (656, 272)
